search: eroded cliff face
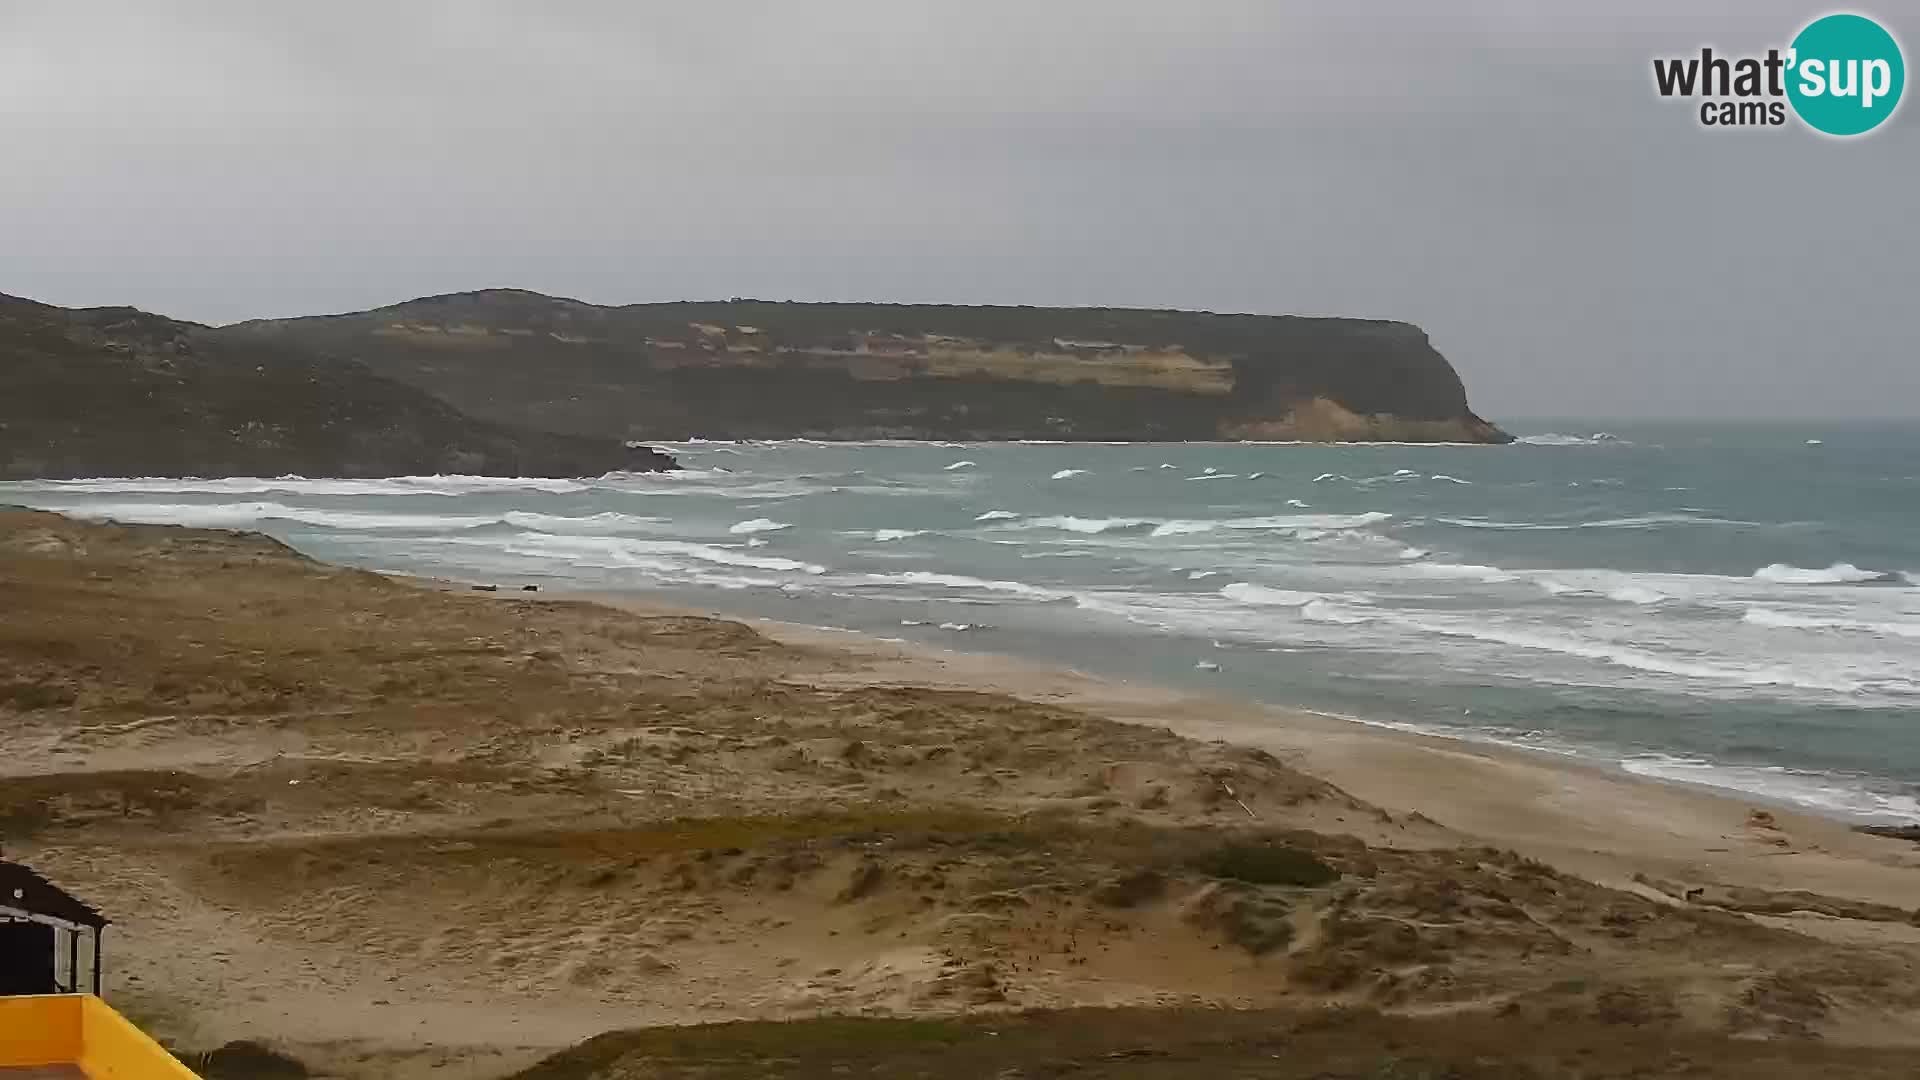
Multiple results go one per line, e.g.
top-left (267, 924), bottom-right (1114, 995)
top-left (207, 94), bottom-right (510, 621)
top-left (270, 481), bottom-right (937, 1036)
top-left (0, 293), bottom-right (675, 479)
top-left (222, 292), bottom-right (1510, 444)
top-left (1221, 398), bottom-right (1511, 444)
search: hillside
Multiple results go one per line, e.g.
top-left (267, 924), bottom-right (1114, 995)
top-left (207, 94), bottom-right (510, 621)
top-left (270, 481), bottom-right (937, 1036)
top-left (222, 291), bottom-right (1511, 443)
top-left (0, 293), bottom-right (675, 478)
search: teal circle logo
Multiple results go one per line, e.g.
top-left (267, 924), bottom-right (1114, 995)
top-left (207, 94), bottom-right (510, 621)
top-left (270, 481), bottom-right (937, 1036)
top-left (1787, 13), bottom-right (1905, 136)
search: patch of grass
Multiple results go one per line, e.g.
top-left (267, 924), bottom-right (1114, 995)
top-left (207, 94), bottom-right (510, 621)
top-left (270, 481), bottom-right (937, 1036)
top-left (510, 1017), bottom-right (974, 1080)
top-left (1189, 839), bottom-right (1339, 887)
top-left (500, 1006), bottom-right (1920, 1080)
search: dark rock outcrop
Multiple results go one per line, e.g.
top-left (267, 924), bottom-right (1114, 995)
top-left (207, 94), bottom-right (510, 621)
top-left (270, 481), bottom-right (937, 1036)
top-left (221, 290), bottom-right (1510, 444)
top-left (0, 293), bottom-right (675, 478)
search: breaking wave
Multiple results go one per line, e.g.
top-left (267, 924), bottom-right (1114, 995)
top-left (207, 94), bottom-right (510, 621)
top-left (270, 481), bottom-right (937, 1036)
top-left (19, 474), bottom-right (591, 497)
top-left (1753, 562), bottom-right (1897, 585)
top-left (1742, 608), bottom-right (1920, 639)
top-left (728, 518), bottom-right (791, 535)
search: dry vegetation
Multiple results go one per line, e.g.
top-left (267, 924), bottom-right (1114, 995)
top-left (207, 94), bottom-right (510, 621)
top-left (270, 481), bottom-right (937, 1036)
top-left (2, 508), bottom-right (1917, 1078)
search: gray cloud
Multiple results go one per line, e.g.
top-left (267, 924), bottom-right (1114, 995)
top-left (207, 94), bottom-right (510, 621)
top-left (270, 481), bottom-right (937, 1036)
top-left (2, 1), bottom-right (1913, 418)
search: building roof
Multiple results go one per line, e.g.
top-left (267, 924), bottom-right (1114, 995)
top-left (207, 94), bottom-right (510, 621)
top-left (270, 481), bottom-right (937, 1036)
top-left (0, 859), bottom-right (109, 929)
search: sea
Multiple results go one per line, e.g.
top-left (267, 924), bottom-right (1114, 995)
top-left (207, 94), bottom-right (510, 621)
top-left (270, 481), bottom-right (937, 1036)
top-left (7, 421), bottom-right (1917, 823)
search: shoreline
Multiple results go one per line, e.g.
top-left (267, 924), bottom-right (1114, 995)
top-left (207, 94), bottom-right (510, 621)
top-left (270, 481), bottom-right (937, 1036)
top-left (10, 507), bottom-right (1920, 1077)
top-left (568, 588), bottom-right (1920, 921)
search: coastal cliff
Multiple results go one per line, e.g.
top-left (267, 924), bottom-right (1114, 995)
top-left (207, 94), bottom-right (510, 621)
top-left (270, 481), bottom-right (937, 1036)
top-left (0, 293), bottom-right (676, 478)
top-left (223, 291), bottom-right (1510, 444)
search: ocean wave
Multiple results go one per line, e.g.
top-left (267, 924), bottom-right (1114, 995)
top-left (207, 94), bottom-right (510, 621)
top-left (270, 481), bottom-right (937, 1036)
top-left (1753, 562), bottom-right (1897, 585)
top-left (728, 518), bottom-right (791, 535)
top-left (943, 460), bottom-right (977, 471)
top-left (1620, 756), bottom-right (1920, 821)
top-left (1436, 513), bottom-right (1761, 531)
top-left (1049, 469), bottom-right (1089, 479)
top-left (868, 570), bottom-right (1069, 601)
top-left (498, 533), bottom-right (826, 575)
top-left (16, 474), bottom-right (590, 497)
top-left (1023, 515), bottom-right (1150, 534)
top-left (499, 511), bottom-right (665, 535)
top-left (60, 501), bottom-right (504, 531)
top-left (1536, 577), bottom-right (1670, 605)
top-left (1399, 617), bottom-right (1867, 694)
top-left (1403, 561), bottom-right (1518, 584)
top-left (1515, 433), bottom-right (1628, 447)
top-left (1219, 583), bottom-right (1322, 606)
top-left (1149, 511), bottom-right (1393, 538)
top-left (973, 510), bottom-right (1020, 521)
top-left (1301, 599), bottom-right (1375, 624)
top-left (1742, 607), bottom-right (1920, 639)
top-left (872, 529), bottom-right (927, 542)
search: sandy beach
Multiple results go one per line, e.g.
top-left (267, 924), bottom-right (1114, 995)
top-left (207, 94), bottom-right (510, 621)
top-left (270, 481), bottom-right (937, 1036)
top-left (5, 508), bottom-right (1919, 1078)
top-left (583, 598), bottom-right (1920, 947)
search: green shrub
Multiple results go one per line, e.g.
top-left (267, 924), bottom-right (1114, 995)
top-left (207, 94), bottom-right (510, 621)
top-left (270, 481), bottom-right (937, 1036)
top-left (1190, 841), bottom-right (1338, 887)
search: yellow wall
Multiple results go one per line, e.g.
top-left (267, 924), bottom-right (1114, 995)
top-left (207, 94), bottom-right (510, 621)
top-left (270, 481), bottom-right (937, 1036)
top-left (0, 995), bottom-right (201, 1078)
top-left (77, 995), bottom-right (202, 1079)
top-left (0, 994), bottom-right (82, 1066)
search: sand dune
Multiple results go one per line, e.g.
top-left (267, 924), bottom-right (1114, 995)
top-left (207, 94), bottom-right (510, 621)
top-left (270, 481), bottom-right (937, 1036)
top-left (2, 508), bottom-right (1917, 1079)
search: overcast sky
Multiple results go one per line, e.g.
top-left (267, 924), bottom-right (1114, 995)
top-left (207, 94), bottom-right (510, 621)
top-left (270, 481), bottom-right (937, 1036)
top-left (1, 2), bottom-right (1913, 419)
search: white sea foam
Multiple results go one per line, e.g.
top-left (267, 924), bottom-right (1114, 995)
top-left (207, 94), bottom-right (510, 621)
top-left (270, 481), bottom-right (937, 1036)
top-left (1301, 599), bottom-right (1375, 624)
top-left (1049, 469), bottom-right (1088, 479)
top-left (870, 570), bottom-right (1070, 601)
top-left (728, 518), bottom-right (791, 535)
top-left (18, 475), bottom-right (591, 497)
top-left (872, 529), bottom-right (927, 542)
top-left (1620, 756), bottom-right (1920, 821)
top-left (61, 502), bottom-right (501, 531)
top-left (1024, 516), bottom-right (1149, 534)
top-left (1402, 561), bottom-right (1517, 584)
top-left (1516, 433), bottom-right (1627, 447)
top-left (1149, 511), bottom-right (1392, 538)
top-left (1742, 607), bottom-right (1920, 639)
top-left (1398, 616), bottom-right (1865, 694)
top-left (973, 510), bottom-right (1020, 521)
top-left (1220, 583), bottom-right (1322, 607)
top-left (1437, 513), bottom-right (1761, 531)
top-left (1429, 474), bottom-right (1471, 484)
top-left (943, 461), bottom-right (977, 471)
top-left (502, 533), bottom-right (827, 575)
top-left (500, 511), bottom-right (664, 534)
top-left (1753, 562), bottom-right (1892, 585)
